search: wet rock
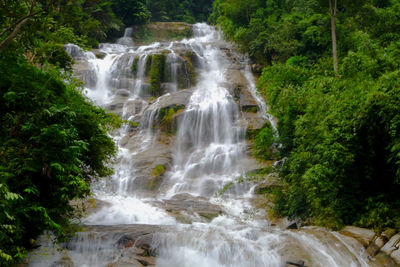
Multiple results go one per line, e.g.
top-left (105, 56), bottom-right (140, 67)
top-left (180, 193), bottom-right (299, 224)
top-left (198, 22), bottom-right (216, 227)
top-left (92, 49), bottom-right (107, 59)
top-left (107, 260), bottom-right (144, 267)
top-left (287, 223), bottom-right (299, 230)
top-left (152, 193), bottom-right (223, 223)
top-left (373, 252), bottom-right (399, 267)
top-left (131, 255), bottom-right (156, 266)
top-left (219, 82), bottom-right (241, 100)
top-left (133, 22), bottom-right (192, 44)
top-left (367, 236), bottom-right (386, 256)
top-left (111, 77), bottom-right (136, 91)
top-left (381, 233), bottom-right (400, 261)
top-left (382, 229), bottom-right (397, 242)
top-left (243, 112), bottom-right (268, 131)
top-left (339, 226), bottom-right (375, 247)
top-left (277, 235), bottom-right (312, 267)
top-left (240, 87), bottom-right (259, 112)
top-left (50, 256), bottom-right (74, 267)
top-left (70, 197), bottom-right (111, 217)
top-left (131, 143), bottom-right (172, 191)
top-left (225, 69), bottom-right (248, 92)
top-left (106, 97), bottom-right (126, 117)
top-left (65, 44), bottom-right (93, 61)
top-left (124, 99), bottom-right (146, 119)
top-left (391, 249), bottom-right (400, 265)
top-left (115, 89), bottom-right (131, 97)
top-left (146, 89), bottom-right (193, 111)
top-left (251, 64), bottom-right (264, 74)
top-left (73, 61), bottom-right (97, 88)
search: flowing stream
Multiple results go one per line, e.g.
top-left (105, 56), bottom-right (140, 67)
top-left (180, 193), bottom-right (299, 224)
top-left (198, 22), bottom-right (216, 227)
top-left (29, 23), bottom-right (376, 267)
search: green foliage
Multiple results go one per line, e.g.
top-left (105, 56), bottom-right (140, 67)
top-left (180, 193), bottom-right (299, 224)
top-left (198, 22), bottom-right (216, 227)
top-left (215, 0), bottom-right (400, 231)
top-left (112, 0), bottom-right (150, 26)
top-left (132, 57), bottom-right (139, 77)
top-left (146, 0), bottom-right (214, 23)
top-left (0, 53), bottom-right (119, 265)
top-left (151, 164), bottom-right (166, 177)
top-left (253, 125), bottom-right (278, 160)
top-left (149, 54), bottom-right (166, 96)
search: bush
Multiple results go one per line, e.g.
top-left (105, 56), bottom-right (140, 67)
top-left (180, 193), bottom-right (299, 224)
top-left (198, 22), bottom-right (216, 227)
top-left (0, 53), bottom-right (120, 265)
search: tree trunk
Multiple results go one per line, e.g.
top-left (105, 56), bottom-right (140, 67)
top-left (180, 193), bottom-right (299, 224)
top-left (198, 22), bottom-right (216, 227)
top-left (0, 0), bottom-right (56, 53)
top-left (329, 0), bottom-right (338, 74)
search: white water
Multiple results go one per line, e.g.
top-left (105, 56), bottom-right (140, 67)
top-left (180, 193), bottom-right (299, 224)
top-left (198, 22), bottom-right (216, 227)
top-left (29, 24), bottom-right (373, 267)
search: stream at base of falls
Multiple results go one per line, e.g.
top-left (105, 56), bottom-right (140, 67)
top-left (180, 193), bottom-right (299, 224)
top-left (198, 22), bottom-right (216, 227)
top-left (28, 23), bottom-right (378, 267)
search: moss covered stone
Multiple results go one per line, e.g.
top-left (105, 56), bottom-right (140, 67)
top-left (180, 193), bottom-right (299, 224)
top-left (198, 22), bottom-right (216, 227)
top-left (151, 164), bottom-right (166, 177)
top-left (132, 56), bottom-right (139, 77)
top-left (149, 54), bottom-right (166, 96)
top-left (133, 22), bottom-right (192, 44)
top-left (145, 55), bottom-right (153, 77)
top-left (159, 105), bottom-right (185, 133)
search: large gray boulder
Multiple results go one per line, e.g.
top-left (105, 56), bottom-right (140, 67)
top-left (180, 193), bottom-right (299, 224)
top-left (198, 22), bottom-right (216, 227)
top-left (151, 193), bottom-right (223, 223)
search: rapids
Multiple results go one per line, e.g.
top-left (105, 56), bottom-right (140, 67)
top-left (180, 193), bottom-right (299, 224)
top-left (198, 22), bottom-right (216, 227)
top-left (28, 23), bottom-right (376, 267)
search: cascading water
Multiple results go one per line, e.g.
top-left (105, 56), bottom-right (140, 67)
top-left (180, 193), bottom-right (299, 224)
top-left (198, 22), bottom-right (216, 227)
top-left (29, 24), bottom-right (377, 267)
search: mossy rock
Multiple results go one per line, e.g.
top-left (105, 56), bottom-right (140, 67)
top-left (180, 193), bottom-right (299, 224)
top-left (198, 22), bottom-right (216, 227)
top-left (246, 121), bottom-right (272, 141)
top-left (159, 105), bottom-right (185, 134)
top-left (242, 106), bottom-right (259, 113)
top-left (133, 22), bottom-right (192, 44)
top-left (145, 55), bottom-right (153, 76)
top-left (177, 57), bottom-right (196, 89)
top-left (149, 54), bottom-right (166, 96)
top-left (143, 176), bottom-right (162, 191)
top-left (132, 56), bottom-right (139, 77)
top-left (151, 164), bottom-right (166, 177)
top-left (163, 53), bottom-right (197, 90)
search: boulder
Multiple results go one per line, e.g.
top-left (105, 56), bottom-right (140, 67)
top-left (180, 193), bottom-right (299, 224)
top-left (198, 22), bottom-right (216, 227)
top-left (239, 87), bottom-right (259, 112)
top-left (131, 143), bottom-right (172, 191)
top-left (339, 226), bottom-right (375, 247)
top-left (115, 89), bottom-right (131, 97)
top-left (146, 89), bottom-right (193, 111)
top-left (107, 260), bottom-right (144, 267)
top-left (381, 233), bottom-right (400, 259)
top-left (367, 236), bottom-right (386, 256)
top-left (242, 112), bottom-right (268, 134)
top-left (92, 49), bottom-right (107, 59)
top-left (373, 252), bottom-right (399, 267)
top-left (390, 249), bottom-right (400, 265)
top-left (50, 256), bottom-right (74, 267)
top-left (225, 69), bottom-right (248, 92)
top-left (151, 193), bottom-right (223, 223)
top-left (73, 61), bottom-right (97, 88)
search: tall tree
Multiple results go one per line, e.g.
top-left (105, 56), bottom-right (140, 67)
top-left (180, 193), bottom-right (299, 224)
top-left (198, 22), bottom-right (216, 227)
top-left (329, 0), bottom-right (338, 74)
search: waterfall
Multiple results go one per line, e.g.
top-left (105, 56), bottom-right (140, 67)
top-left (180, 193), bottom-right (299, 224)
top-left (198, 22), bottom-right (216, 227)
top-left (29, 24), bottom-right (374, 267)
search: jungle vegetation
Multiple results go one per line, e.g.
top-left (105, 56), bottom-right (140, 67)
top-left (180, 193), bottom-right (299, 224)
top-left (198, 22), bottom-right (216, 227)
top-left (1, 0), bottom-right (400, 265)
top-left (212, 0), bottom-right (400, 231)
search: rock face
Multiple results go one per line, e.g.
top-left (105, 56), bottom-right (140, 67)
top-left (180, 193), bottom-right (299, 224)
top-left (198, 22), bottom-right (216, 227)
top-left (151, 193), bottom-right (223, 223)
top-left (132, 22), bottom-right (192, 44)
top-left (339, 226), bottom-right (375, 247)
top-left (381, 233), bottom-right (400, 264)
top-left (337, 227), bottom-right (400, 265)
top-left (147, 89), bottom-right (193, 111)
top-left (50, 256), bottom-right (74, 267)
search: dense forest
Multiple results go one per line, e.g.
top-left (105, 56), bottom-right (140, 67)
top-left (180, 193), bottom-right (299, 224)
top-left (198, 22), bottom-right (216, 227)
top-left (211, 0), bottom-right (400, 230)
top-left (1, 0), bottom-right (400, 265)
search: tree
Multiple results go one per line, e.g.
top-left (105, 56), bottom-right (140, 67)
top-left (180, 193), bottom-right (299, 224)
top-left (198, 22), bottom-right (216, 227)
top-left (0, 51), bottom-right (120, 265)
top-left (0, 0), bottom-right (58, 53)
top-left (328, 0), bottom-right (338, 74)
